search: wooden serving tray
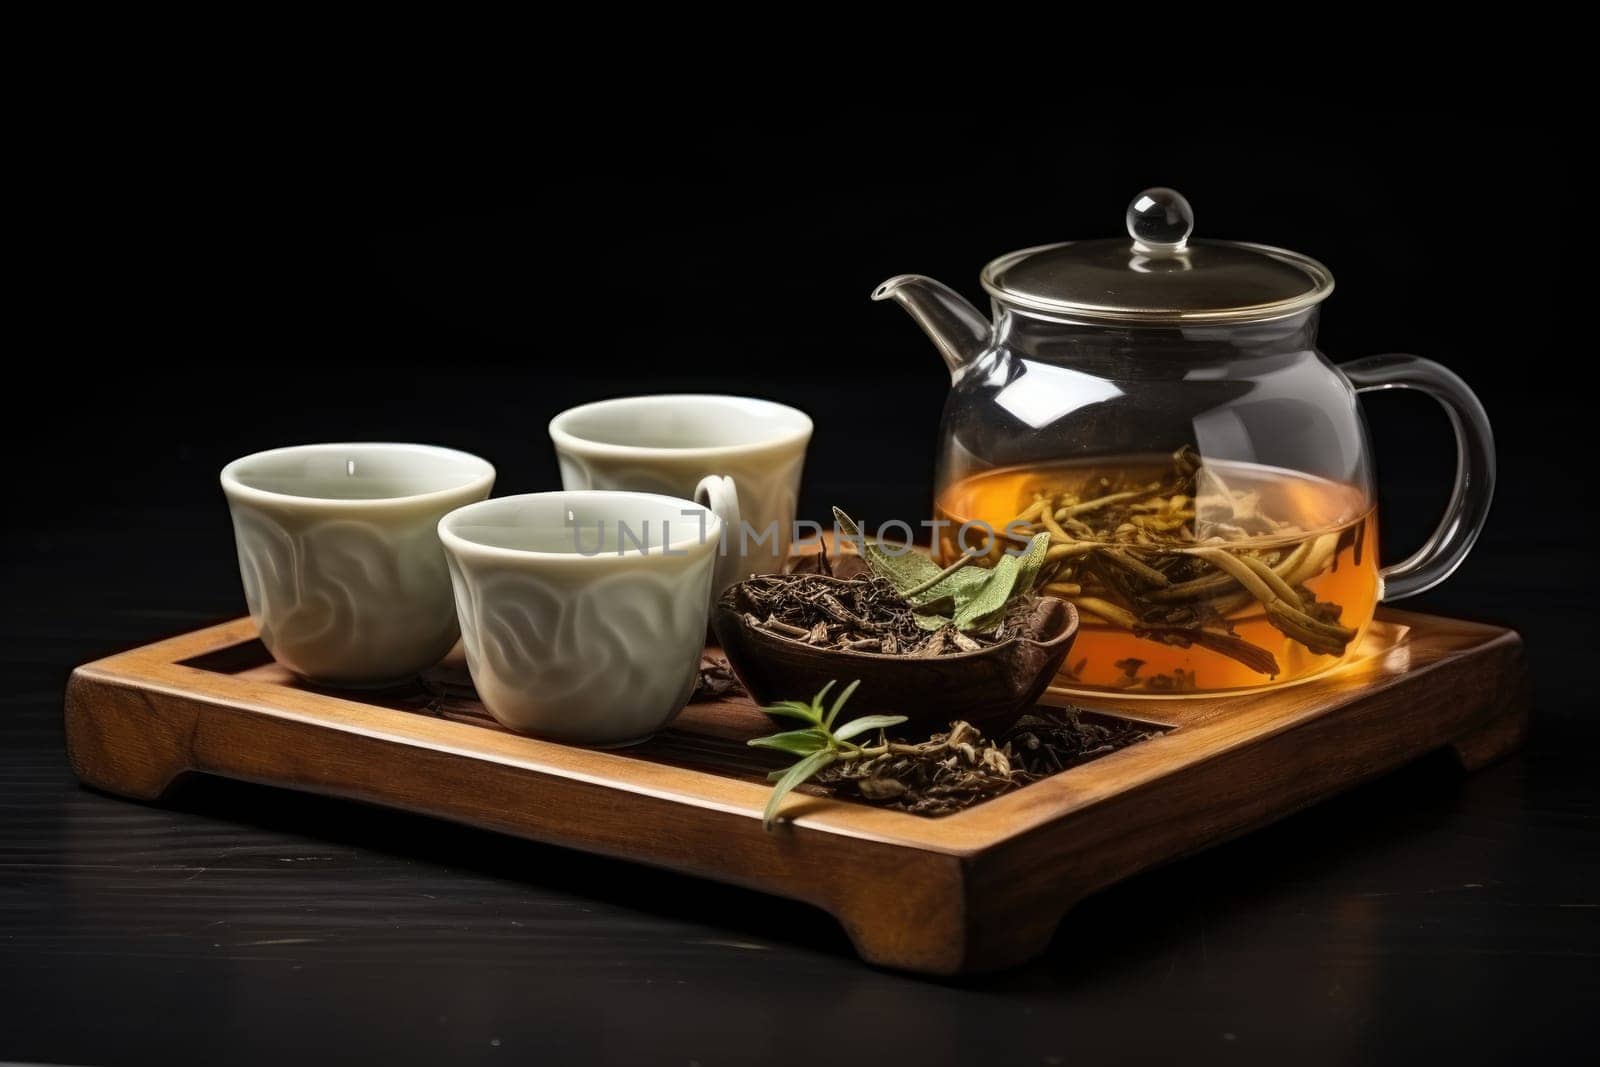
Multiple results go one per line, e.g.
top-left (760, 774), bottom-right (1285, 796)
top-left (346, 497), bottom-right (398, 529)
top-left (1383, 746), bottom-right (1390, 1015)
top-left (64, 610), bottom-right (1528, 975)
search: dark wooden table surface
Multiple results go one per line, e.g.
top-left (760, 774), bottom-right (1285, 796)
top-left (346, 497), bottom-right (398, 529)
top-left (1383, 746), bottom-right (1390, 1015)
top-left (5, 494), bottom-right (1595, 1066)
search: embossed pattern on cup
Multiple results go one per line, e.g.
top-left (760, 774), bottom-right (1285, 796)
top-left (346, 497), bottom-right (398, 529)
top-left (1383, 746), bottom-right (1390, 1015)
top-left (221, 443), bottom-right (495, 686)
top-left (438, 492), bottom-right (720, 746)
top-left (548, 395), bottom-right (811, 583)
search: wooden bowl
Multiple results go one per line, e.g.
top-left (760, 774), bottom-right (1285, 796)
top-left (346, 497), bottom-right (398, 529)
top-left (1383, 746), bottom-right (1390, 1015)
top-left (711, 581), bottom-right (1080, 727)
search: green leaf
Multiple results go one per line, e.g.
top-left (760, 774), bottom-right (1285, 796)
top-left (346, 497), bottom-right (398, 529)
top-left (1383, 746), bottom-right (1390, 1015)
top-left (762, 750), bottom-right (837, 829)
top-left (906, 566), bottom-right (990, 610)
top-left (747, 729), bottom-right (828, 756)
top-left (1013, 532), bottom-right (1053, 594)
top-left (823, 679), bottom-right (860, 729)
top-left (831, 714), bottom-right (909, 742)
top-left (867, 544), bottom-right (943, 592)
top-left (760, 699), bottom-right (823, 725)
top-left (831, 506), bottom-right (863, 541)
top-left (953, 552), bottom-right (1023, 631)
top-left (833, 507), bottom-right (942, 594)
top-left (913, 611), bottom-right (952, 631)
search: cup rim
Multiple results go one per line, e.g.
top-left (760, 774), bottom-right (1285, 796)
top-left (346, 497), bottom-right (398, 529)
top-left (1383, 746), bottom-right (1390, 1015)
top-left (438, 490), bottom-right (724, 563)
top-left (548, 394), bottom-right (813, 460)
top-left (221, 442), bottom-right (497, 509)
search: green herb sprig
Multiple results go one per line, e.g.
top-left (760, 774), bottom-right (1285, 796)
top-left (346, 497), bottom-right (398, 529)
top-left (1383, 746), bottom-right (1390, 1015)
top-left (748, 680), bottom-right (907, 829)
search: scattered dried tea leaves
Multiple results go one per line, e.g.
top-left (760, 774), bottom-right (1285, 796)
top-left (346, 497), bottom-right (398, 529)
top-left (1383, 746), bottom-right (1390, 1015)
top-left (691, 655), bottom-right (745, 702)
top-left (998, 710), bottom-right (1161, 777)
top-left (818, 710), bottom-right (1161, 816)
top-left (818, 720), bottom-right (1018, 816)
top-left (750, 683), bottom-right (1163, 827)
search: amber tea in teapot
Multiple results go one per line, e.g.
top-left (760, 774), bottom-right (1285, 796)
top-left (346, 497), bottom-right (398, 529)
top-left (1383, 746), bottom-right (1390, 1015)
top-left (936, 449), bottom-right (1379, 691)
top-left (879, 187), bottom-right (1494, 697)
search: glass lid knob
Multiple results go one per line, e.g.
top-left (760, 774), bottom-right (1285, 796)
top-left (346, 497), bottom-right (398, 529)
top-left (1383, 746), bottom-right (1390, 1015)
top-left (1126, 187), bottom-right (1194, 254)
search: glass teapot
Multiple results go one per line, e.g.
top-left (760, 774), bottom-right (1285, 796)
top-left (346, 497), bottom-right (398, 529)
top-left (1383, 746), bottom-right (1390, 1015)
top-left (874, 188), bottom-right (1494, 695)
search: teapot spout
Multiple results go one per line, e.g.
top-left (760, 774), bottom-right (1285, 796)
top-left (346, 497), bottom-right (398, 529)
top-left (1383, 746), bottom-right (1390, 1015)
top-left (872, 274), bottom-right (992, 375)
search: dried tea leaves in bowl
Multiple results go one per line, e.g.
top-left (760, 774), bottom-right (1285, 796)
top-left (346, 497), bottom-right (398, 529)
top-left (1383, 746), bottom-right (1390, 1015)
top-left (734, 573), bottom-right (1054, 657)
top-left (734, 507), bottom-right (1060, 658)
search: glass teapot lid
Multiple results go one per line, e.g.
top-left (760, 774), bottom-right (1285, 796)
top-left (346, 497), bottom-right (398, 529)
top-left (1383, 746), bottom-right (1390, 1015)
top-left (980, 188), bottom-right (1334, 325)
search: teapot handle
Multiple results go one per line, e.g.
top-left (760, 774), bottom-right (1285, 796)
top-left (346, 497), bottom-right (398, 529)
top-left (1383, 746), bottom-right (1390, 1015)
top-left (1341, 354), bottom-right (1496, 601)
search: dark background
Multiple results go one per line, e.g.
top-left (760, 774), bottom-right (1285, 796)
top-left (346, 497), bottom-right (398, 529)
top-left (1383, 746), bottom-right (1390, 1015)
top-left (4, 98), bottom-right (1593, 1064)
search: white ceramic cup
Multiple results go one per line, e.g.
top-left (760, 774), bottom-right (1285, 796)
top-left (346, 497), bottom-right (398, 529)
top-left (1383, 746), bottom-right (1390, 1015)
top-left (221, 443), bottom-right (496, 687)
top-left (438, 490), bottom-right (734, 746)
top-left (548, 395), bottom-right (812, 594)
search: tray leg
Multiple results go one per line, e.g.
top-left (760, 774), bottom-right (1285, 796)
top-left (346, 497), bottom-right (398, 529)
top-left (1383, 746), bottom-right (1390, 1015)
top-left (827, 873), bottom-right (1070, 975)
top-left (1449, 699), bottom-right (1531, 771)
top-left (64, 669), bottom-right (195, 801)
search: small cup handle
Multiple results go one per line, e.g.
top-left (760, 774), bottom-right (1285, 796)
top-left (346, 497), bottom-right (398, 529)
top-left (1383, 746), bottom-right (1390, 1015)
top-left (1342, 354), bottom-right (1496, 601)
top-left (694, 474), bottom-right (744, 598)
